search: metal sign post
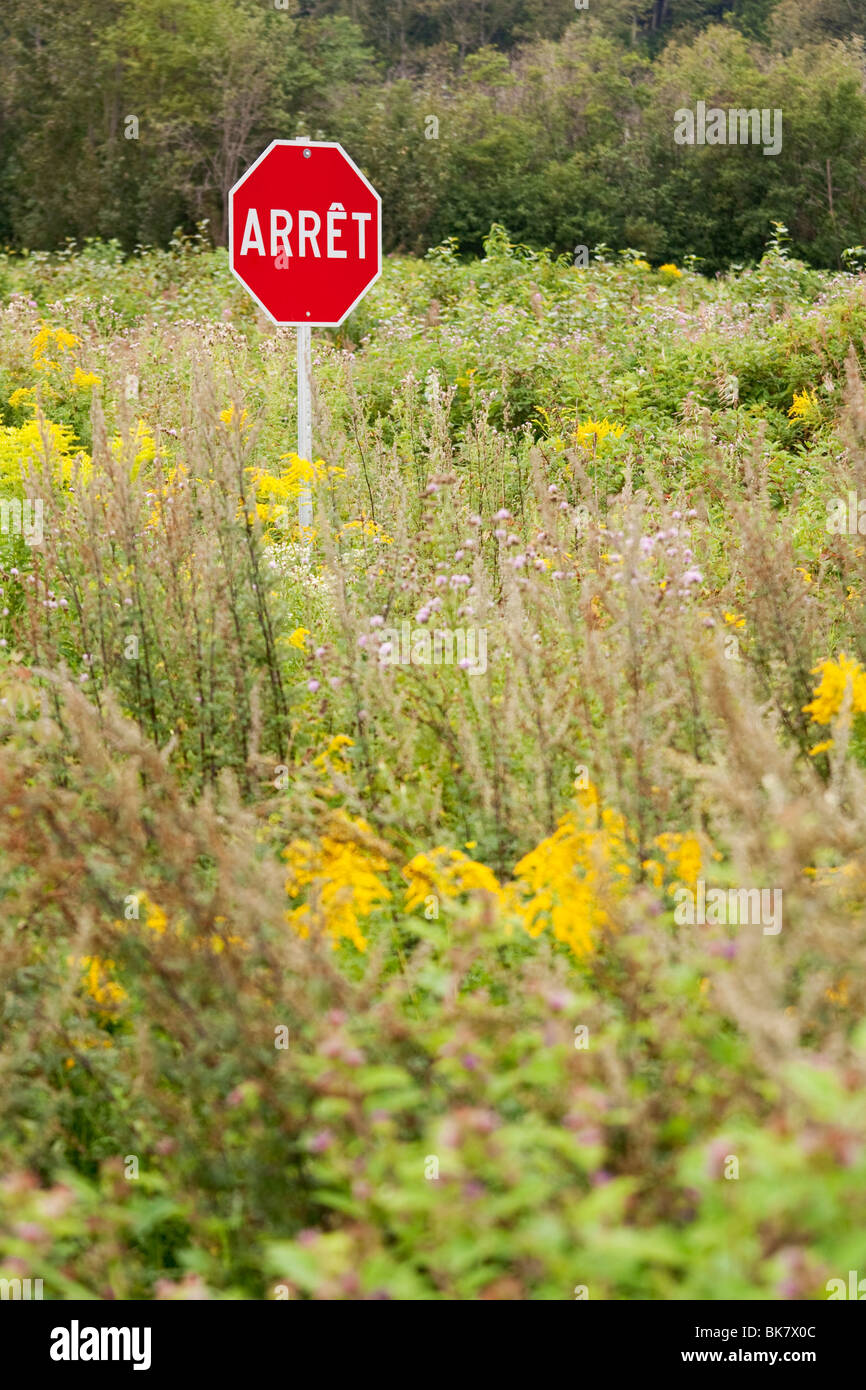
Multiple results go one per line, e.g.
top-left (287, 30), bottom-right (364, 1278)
top-left (296, 324), bottom-right (313, 530)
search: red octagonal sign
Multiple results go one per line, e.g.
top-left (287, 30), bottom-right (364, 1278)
top-left (229, 140), bottom-right (382, 327)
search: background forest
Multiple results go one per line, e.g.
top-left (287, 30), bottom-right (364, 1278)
top-left (1, 0), bottom-right (865, 269)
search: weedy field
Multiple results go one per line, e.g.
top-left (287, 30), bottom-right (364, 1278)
top-left (2, 226), bottom-right (866, 1300)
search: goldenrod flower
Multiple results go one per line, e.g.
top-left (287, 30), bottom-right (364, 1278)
top-left (72, 366), bottom-right (101, 391)
top-left (219, 404), bottom-right (248, 428)
top-left (788, 388), bottom-right (818, 420)
top-left (403, 847), bottom-right (502, 913)
top-left (803, 653), bottom-right (866, 725)
top-left (110, 419), bottom-right (156, 478)
top-left (31, 323), bottom-right (79, 372)
top-left (337, 518), bottom-right (393, 545)
top-left (573, 418), bottom-right (625, 448)
top-left (648, 831), bottom-right (702, 893)
top-left (247, 454), bottom-right (343, 535)
top-left (284, 811), bottom-right (391, 953)
top-left (138, 895), bottom-right (169, 934)
top-left (68, 955), bottom-right (127, 1018)
top-left (825, 977), bottom-right (849, 1006)
top-left (0, 413), bottom-right (91, 488)
top-left (313, 734), bottom-right (354, 774)
top-left (508, 784), bottom-right (633, 958)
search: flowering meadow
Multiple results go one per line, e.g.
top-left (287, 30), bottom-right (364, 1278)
top-left (2, 227), bottom-right (866, 1300)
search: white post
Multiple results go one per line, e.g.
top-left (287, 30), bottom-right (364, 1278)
top-left (296, 324), bottom-right (313, 531)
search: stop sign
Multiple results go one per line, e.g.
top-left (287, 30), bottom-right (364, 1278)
top-left (228, 140), bottom-right (381, 327)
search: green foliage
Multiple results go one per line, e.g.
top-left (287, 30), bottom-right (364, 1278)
top-left (1, 5), bottom-right (865, 267)
top-left (2, 238), bottom-right (866, 1298)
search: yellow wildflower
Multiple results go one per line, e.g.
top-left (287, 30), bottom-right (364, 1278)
top-left (72, 367), bottom-right (101, 391)
top-left (573, 418), bottom-right (625, 448)
top-left (648, 831), bottom-right (702, 893)
top-left (110, 419), bottom-right (157, 479)
top-left (312, 734), bottom-right (354, 777)
top-left (337, 518), bottom-right (393, 546)
top-left (0, 413), bottom-right (91, 489)
top-left (803, 653), bottom-right (866, 725)
top-left (508, 784), bottom-right (631, 958)
top-left (138, 895), bottom-right (168, 934)
top-left (788, 388), bottom-right (818, 420)
top-left (247, 454), bottom-right (343, 534)
top-left (31, 323), bottom-right (79, 372)
top-left (403, 847), bottom-right (502, 913)
top-left (284, 812), bottom-right (391, 953)
top-left (68, 954), bottom-right (127, 1018)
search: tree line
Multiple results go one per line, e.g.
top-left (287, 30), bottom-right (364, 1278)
top-left (0, 0), bottom-right (864, 268)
